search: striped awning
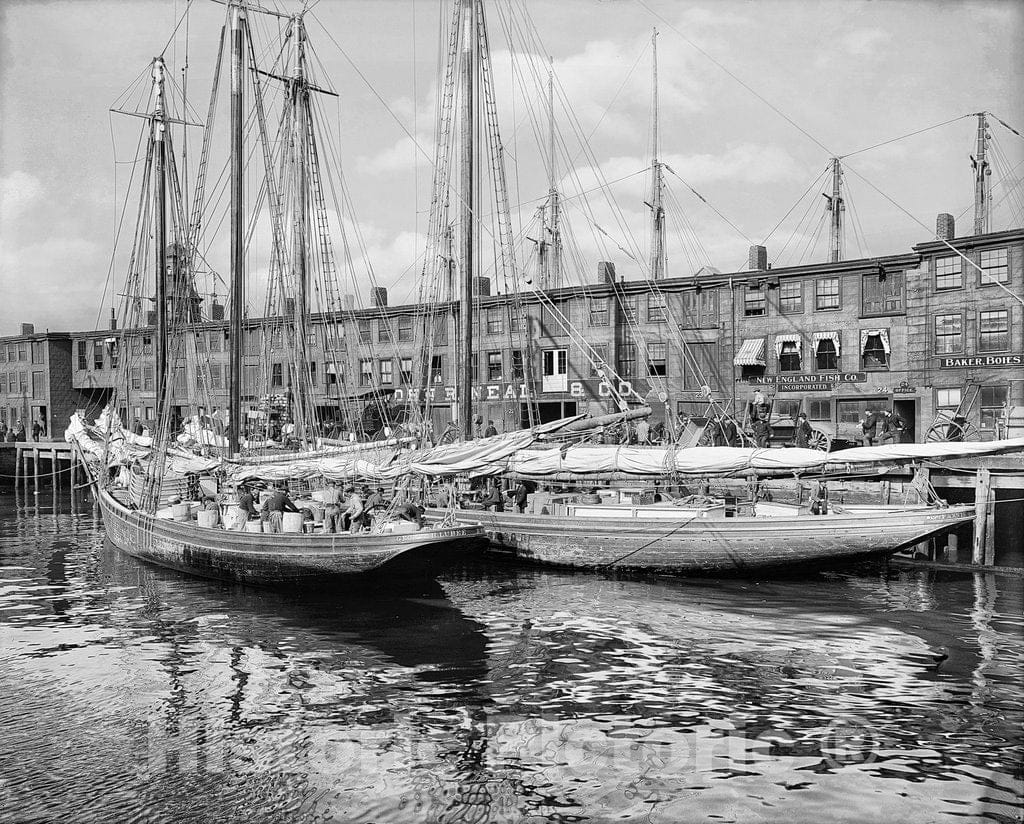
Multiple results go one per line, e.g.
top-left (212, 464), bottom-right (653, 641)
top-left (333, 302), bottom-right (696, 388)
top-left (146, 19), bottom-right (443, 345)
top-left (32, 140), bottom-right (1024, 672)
top-left (860, 328), bottom-right (891, 355)
top-left (774, 333), bottom-right (802, 359)
top-left (734, 338), bottom-right (766, 366)
top-left (812, 330), bottom-right (841, 355)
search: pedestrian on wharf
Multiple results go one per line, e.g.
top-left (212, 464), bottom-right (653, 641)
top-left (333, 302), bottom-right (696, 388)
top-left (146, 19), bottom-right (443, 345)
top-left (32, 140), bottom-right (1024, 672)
top-left (480, 482), bottom-right (504, 512)
top-left (484, 420), bottom-right (498, 438)
top-left (794, 412), bottom-right (813, 449)
top-left (262, 483), bottom-right (299, 533)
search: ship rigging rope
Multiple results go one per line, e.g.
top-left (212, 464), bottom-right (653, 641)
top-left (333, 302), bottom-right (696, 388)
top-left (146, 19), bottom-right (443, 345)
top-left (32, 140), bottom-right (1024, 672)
top-left (838, 114), bottom-right (974, 159)
top-left (636, 0), bottom-right (1023, 307)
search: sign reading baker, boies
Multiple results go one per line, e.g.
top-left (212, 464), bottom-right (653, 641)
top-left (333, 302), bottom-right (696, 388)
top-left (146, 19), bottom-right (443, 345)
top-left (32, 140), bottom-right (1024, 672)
top-left (938, 354), bottom-right (1023, 369)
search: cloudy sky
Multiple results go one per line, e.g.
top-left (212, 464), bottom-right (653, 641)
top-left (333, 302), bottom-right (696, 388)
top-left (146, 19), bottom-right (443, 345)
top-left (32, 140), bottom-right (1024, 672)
top-left (1, 0), bottom-right (1022, 333)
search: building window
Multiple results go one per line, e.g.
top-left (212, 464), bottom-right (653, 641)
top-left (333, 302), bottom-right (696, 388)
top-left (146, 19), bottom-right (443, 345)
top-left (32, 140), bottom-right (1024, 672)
top-left (541, 348), bottom-right (568, 392)
top-left (378, 321), bottom-right (392, 343)
top-left (778, 340), bottom-right (801, 372)
top-left (934, 314), bottom-right (963, 355)
top-left (861, 330), bottom-right (890, 370)
top-left (808, 399), bottom-right (831, 421)
top-left (862, 268), bottom-right (905, 315)
top-left (208, 331), bottom-right (221, 353)
top-left (210, 363), bottom-right (224, 390)
top-left (779, 280), bottom-right (802, 314)
top-left (398, 316), bottom-right (413, 342)
top-left (271, 363), bottom-right (283, 387)
top-left (93, 341), bottom-right (105, 370)
top-left (130, 368), bottom-right (141, 390)
top-left (245, 329), bottom-right (260, 355)
top-left (485, 351), bottom-right (502, 381)
top-left (0, 374), bottom-right (5, 394)
top-left (814, 336), bottom-right (839, 371)
top-left (243, 364), bottom-right (259, 392)
top-left (196, 333), bottom-right (207, 353)
top-left (618, 343), bottom-right (637, 378)
top-left (77, 341), bottom-right (87, 371)
top-left (744, 286), bottom-right (766, 316)
top-left (815, 278), bottom-right (840, 310)
top-left (621, 295), bottom-right (639, 324)
top-left (934, 255), bottom-right (962, 290)
top-left (979, 248), bottom-right (1009, 285)
top-left (31, 371), bottom-right (44, 399)
top-left (935, 387), bottom-right (962, 412)
top-left (430, 355), bottom-right (444, 383)
top-left (589, 298), bottom-right (609, 326)
top-left (269, 326), bottom-right (283, 350)
top-left (647, 342), bottom-right (667, 377)
top-left (31, 341), bottom-right (45, 364)
top-left (980, 385), bottom-right (1008, 430)
top-left (432, 318), bottom-right (447, 345)
top-left (647, 293), bottom-right (667, 322)
top-left (978, 310), bottom-right (1009, 352)
top-left (109, 341), bottom-right (119, 369)
top-left (486, 307), bottom-right (504, 336)
top-left (17, 343), bottom-right (27, 361)
top-left (378, 359), bottom-right (393, 385)
top-left (19, 371), bottom-right (28, 393)
top-left (143, 335), bottom-right (153, 355)
top-left (308, 361), bottom-right (317, 387)
top-left (400, 358), bottom-right (413, 384)
top-left (509, 307), bottom-right (526, 334)
top-left (470, 353), bottom-right (479, 383)
top-left (589, 345), bottom-right (608, 378)
top-left (358, 319), bottom-right (371, 344)
top-left (143, 366), bottom-right (154, 391)
top-left (511, 350), bottom-right (525, 380)
top-left (359, 359), bottom-right (373, 386)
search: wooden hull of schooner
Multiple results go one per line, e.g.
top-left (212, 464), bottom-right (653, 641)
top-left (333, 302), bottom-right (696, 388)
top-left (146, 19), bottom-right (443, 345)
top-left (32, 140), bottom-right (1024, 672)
top-left (428, 505), bottom-right (975, 573)
top-left (97, 487), bottom-right (486, 586)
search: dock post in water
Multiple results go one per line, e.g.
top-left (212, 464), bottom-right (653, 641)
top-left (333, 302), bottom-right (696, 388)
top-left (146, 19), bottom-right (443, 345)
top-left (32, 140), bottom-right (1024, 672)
top-left (971, 468), bottom-right (992, 566)
top-left (33, 447), bottom-right (40, 494)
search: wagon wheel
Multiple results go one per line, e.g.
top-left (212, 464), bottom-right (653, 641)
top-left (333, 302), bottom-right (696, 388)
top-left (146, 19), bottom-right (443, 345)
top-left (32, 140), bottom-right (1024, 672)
top-left (926, 418), bottom-right (982, 442)
top-left (807, 428), bottom-right (832, 452)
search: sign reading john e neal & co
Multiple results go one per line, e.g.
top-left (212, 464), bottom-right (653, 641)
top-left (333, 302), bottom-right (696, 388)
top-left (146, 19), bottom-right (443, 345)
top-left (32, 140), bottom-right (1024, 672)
top-left (938, 354), bottom-right (1022, 369)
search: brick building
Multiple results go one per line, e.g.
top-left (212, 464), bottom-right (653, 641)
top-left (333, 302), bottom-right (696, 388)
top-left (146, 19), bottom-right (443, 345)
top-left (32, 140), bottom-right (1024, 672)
top-left (0, 325), bottom-right (112, 438)
top-left (7, 218), bottom-right (1020, 445)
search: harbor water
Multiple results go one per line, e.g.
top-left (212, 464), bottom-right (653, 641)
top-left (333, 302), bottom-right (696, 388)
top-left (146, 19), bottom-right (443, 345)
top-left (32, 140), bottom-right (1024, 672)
top-left (1, 489), bottom-right (1021, 823)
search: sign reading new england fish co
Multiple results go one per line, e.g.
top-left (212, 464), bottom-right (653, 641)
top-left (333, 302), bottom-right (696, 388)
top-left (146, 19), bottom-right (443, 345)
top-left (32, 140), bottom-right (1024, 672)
top-left (748, 373), bottom-right (866, 392)
top-left (938, 354), bottom-right (1023, 369)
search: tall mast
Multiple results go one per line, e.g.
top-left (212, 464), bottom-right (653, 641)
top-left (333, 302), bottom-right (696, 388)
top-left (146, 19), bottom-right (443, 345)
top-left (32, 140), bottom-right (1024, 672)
top-left (228, 2), bottom-right (245, 455)
top-left (457, 0), bottom-right (475, 441)
top-left (972, 112), bottom-right (991, 235)
top-left (546, 62), bottom-right (561, 289)
top-left (153, 57), bottom-right (169, 426)
top-left (292, 13), bottom-right (310, 444)
top-left (648, 28), bottom-right (665, 281)
top-left (825, 156), bottom-right (844, 263)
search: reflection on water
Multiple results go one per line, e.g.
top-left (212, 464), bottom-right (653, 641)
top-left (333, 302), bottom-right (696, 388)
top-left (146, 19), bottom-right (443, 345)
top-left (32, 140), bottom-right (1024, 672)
top-left (0, 488), bottom-right (1021, 824)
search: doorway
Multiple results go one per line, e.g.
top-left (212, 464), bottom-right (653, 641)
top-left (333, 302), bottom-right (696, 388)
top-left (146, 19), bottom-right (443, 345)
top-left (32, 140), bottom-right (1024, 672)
top-left (893, 398), bottom-right (916, 443)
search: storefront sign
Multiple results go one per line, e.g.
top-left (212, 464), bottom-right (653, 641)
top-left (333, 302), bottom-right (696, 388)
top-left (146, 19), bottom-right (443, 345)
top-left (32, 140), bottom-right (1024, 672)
top-left (938, 354), bottom-right (1023, 369)
top-left (748, 373), bottom-right (866, 392)
top-left (392, 381), bottom-right (591, 404)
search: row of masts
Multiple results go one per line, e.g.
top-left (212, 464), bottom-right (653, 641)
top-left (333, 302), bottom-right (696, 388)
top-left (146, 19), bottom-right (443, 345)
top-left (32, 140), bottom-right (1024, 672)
top-left (139, 1), bottom-right (998, 457)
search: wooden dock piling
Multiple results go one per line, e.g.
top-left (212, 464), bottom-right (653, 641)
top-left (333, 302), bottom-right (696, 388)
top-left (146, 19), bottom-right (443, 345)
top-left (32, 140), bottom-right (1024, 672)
top-left (972, 468), bottom-right (992, 566)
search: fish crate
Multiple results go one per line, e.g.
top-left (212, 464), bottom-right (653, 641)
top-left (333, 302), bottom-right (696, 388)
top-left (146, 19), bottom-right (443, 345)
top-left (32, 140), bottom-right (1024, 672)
top-left (631, 491), bottom-right (655, 505)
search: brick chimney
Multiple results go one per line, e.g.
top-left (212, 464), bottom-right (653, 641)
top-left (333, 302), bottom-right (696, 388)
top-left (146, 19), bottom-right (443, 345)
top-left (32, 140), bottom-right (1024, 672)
top-left (597, 261), bottom-right (616, 284)
top-left (109, 308), bottom-right (118, 331)
top-left (343, 294), bottom-right (356, 311)
top-left (748, 245), bottom-right (767, 271)
top-left (211, 301), bottom-right (225, 321)
top-left (20, 323), bottom-right (34, 336)
top-left (936, 213), bottom-right (955, 241)
top-left (472, 276), bottom-right (491, 297)
top-left (370, 287), bottom-right (387, 307)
